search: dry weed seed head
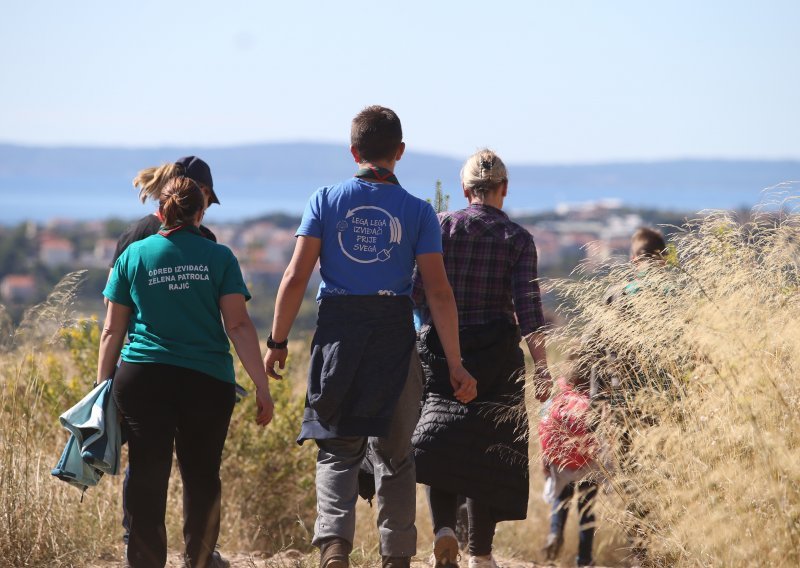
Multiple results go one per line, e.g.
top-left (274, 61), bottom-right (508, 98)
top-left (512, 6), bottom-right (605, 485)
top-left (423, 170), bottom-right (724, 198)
top-left (540, 197), bottom-right (800, 566)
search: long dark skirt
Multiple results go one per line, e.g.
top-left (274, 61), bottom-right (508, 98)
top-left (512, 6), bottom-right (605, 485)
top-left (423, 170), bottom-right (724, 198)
top-left (412, 320), bottom-right (530, 521)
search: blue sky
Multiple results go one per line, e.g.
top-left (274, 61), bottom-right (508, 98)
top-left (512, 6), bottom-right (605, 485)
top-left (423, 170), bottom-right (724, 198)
top-left (1, 0), bottom-right (798, 163)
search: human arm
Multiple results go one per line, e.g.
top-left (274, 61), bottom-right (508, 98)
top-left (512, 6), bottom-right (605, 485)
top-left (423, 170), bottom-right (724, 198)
top-left (416, 252), bottom-right (477, 404)
top-left (525, 331), bottom-right (552, 402)
top-left (264, 235), bottom-right (321, 380)
top-left (221, 293), bottom-right (273, 426)
top-left (96, 301), bottom-right (132, 384)
top-left (513, 234), bottom-right (552, 401)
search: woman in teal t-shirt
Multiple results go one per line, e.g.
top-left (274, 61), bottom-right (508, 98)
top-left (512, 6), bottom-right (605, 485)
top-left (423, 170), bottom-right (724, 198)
top-left (97, 177), bottom-right (273, 568)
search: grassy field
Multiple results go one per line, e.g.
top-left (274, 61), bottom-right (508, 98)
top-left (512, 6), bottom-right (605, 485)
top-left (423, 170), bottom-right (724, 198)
top-left (1, 205), bottom-right (799, 567)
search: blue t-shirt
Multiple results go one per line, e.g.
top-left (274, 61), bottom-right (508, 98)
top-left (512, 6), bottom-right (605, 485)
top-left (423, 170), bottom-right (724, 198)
top-left (297, 178), bottom-right (442, 298)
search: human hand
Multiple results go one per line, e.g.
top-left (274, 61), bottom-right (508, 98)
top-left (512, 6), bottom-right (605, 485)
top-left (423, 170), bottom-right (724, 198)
top-left (450, 365), bottom-right (478, 404)
top-left (264, 347), bottom-right (287, 380)
top-left (255, 387), bottom-right (274, 427)
top-left (533, 366), bottom-right (553, 403)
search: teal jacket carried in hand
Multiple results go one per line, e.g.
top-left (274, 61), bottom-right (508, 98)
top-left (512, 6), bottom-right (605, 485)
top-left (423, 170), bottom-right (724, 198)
top-left (51, 380), bottom-right (121, 492)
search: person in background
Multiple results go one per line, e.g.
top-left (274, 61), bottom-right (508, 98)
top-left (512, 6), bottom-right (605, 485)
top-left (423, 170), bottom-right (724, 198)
top-left (113, 155), bottom-right (221, 263)
top-left (264, 105), bottom-right (477, 568)
top-left (539, 355), bottom-right (600, 567)
top-left (592, 227), bottom-right (670, 566)
top-left (411, 149), bottom-right (552, 568)
top-left (99, 177), bottom-right (273, 568)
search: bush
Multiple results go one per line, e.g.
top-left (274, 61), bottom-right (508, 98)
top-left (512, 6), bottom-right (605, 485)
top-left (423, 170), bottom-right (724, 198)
top-left (0, 348), bottom-right (121, 567)
top-left (218, 342), bottom-right (317, 553)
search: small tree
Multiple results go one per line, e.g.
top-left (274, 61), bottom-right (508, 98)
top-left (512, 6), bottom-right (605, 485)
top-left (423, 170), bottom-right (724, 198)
top-left (427, 180), bottom-right (450, 213)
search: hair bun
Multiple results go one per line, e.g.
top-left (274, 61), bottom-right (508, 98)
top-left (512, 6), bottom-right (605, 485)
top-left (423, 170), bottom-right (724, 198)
top-left (461, 149), bottom-right (508, 197)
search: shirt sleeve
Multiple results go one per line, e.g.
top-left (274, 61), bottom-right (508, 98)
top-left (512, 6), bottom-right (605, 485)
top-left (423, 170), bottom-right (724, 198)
top-left (512, 233), bottom-right (546, 335)
top-left (111, 226), bottom-right (136, 267)
top-left (103, 252), bottom-right (134, 307)
top-left (296, 189), bottom-right (323, 239)
top-left (415, 202), bottom-right (444, 255)
top-left (219, 249), bottom-right (252, 301)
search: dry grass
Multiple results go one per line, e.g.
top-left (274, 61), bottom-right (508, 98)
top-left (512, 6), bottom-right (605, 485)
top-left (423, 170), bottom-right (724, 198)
top-left (0, 273), bottom-right (317, 566)
top-left (542, 201), bottom-right (800, 566)
top-left (4, 201), bottom-right (800, 566)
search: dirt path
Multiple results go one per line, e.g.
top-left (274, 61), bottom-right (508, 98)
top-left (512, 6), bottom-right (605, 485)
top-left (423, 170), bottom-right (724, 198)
top-left (90, 549), bottom-right (557, 568)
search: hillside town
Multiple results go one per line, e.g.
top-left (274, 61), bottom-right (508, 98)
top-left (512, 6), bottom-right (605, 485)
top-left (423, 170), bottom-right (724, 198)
top-left (0, 200), bottom-right (687, 322)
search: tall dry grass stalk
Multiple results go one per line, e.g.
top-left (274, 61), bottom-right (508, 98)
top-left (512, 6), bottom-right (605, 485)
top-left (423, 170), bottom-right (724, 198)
top-left (0, 271), bottom-right (122, 567)
top-left (543, 203), bottom-right (800, 566)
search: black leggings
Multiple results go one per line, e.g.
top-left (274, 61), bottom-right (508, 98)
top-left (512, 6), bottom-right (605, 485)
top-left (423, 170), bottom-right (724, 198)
top-left (428, 486), bottom-right (496, 556)
top-left (113, 362), bottom-right (235, 568)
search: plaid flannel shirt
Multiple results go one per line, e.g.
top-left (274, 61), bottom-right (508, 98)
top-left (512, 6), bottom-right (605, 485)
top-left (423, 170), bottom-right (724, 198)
top-left (412, 203), bottom-right (545, 335)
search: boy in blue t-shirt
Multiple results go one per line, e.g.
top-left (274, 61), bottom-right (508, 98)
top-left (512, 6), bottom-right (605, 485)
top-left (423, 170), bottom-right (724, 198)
top-left (264, 106), bottom-right (476, 568)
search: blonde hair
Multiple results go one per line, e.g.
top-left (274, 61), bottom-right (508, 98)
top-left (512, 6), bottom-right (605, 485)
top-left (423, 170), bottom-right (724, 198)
top-left (132, 163), bottom-right (182, 204)
top-left (460, 149), bottom-right (508, 199)
top-left (158, 177), bottom-right (205, 228)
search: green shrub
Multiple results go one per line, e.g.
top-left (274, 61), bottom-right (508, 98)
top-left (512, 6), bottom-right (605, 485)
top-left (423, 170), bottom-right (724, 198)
top-left (219, 344), bottom-right (317, 553)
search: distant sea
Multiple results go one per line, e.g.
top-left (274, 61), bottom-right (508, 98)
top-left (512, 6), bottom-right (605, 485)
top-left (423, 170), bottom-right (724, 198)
top-left (0, 177), bottom-right (316, 224)
top-left (1, 143), bottom-right (798, 223)
top-left (0, 177), bottom-right (788, 224)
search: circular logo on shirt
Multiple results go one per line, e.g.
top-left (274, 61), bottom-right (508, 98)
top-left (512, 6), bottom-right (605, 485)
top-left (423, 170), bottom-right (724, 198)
top-left (337, 206), bottom-right (402, 264)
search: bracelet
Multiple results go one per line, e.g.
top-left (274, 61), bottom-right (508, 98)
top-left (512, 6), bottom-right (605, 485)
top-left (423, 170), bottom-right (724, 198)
top-left (267, 333), bottom-right (288, 350)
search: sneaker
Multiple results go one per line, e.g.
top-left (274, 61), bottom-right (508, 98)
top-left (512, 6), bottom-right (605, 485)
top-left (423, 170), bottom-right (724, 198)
top-left (382, 556), bottom-right (411, 568)
top-left (542, 532), bottom-right (564, 562)
top-left (467, 555), bottom-right (498, 568)
top-left (319, 537), bottom-right (352, 568)
top-left (432, 527), bottom-right (460, 567)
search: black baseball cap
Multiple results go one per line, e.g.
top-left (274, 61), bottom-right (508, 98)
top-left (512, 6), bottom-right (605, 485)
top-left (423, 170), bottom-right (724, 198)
top-left (174, 156), bottom-right (220, 205)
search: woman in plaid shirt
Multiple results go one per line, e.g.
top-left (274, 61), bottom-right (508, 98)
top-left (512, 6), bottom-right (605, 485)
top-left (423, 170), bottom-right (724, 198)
top-left (412, 149), bottom-right (552, 568)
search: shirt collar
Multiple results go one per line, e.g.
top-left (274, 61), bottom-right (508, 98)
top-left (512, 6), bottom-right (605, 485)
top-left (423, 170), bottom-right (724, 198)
top-left (158, 224), bottom-right (203, 237)
top-left (467, 202), bottom-right (509, 219)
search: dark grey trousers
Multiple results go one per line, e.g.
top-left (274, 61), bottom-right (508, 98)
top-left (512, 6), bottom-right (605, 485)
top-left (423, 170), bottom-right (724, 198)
top-left (312, 350), bottom-right (424, 557)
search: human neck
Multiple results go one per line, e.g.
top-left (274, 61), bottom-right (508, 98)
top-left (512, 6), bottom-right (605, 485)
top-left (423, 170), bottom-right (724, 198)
top-left (469, 194), bottom-right (504, 210)
top-left (359, 159), bottom-right (396, 173)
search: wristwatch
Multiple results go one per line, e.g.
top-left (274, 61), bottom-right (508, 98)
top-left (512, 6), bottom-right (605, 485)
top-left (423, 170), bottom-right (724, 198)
top-left (267, 333), bottom-right (288, 350)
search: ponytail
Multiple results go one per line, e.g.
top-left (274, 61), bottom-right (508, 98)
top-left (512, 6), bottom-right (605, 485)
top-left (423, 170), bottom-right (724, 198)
top-left (132, 163), bottom-right (182, 203)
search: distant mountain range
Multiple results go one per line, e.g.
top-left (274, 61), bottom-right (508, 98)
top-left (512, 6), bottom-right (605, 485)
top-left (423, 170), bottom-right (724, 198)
top-left (0, 142), bottom-right (798, 222)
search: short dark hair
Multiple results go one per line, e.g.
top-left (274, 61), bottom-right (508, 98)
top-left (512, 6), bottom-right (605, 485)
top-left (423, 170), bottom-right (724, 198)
top-left (630, 227), bottom-right (667, 259)
top-left (350, 105), bottom-right (403, 163)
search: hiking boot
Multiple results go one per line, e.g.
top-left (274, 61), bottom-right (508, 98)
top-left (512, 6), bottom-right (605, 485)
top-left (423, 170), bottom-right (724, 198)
top-left (431, 527), bottom-right (460, 567)
top-left (209, 552), bottom-right (231, 568)
top-left (542, 532), bottom-right (564, 562)
top-left (319, 537), bottom-right (352, 568)
top-left (183, 550), bottom-right (230, 568)
top-left (467, 555), bottom-right (498, 568)
top-left (382, 556), bottom-right (411, 568)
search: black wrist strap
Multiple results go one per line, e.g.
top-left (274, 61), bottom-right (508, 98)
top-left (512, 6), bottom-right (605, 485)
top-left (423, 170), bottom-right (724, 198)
top-left (267, 333), bottom-right (288, 349)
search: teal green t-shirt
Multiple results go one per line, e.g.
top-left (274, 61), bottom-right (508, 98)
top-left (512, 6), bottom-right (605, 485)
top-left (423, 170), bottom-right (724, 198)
top-left (103, 226), bottom-right (251, 383)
